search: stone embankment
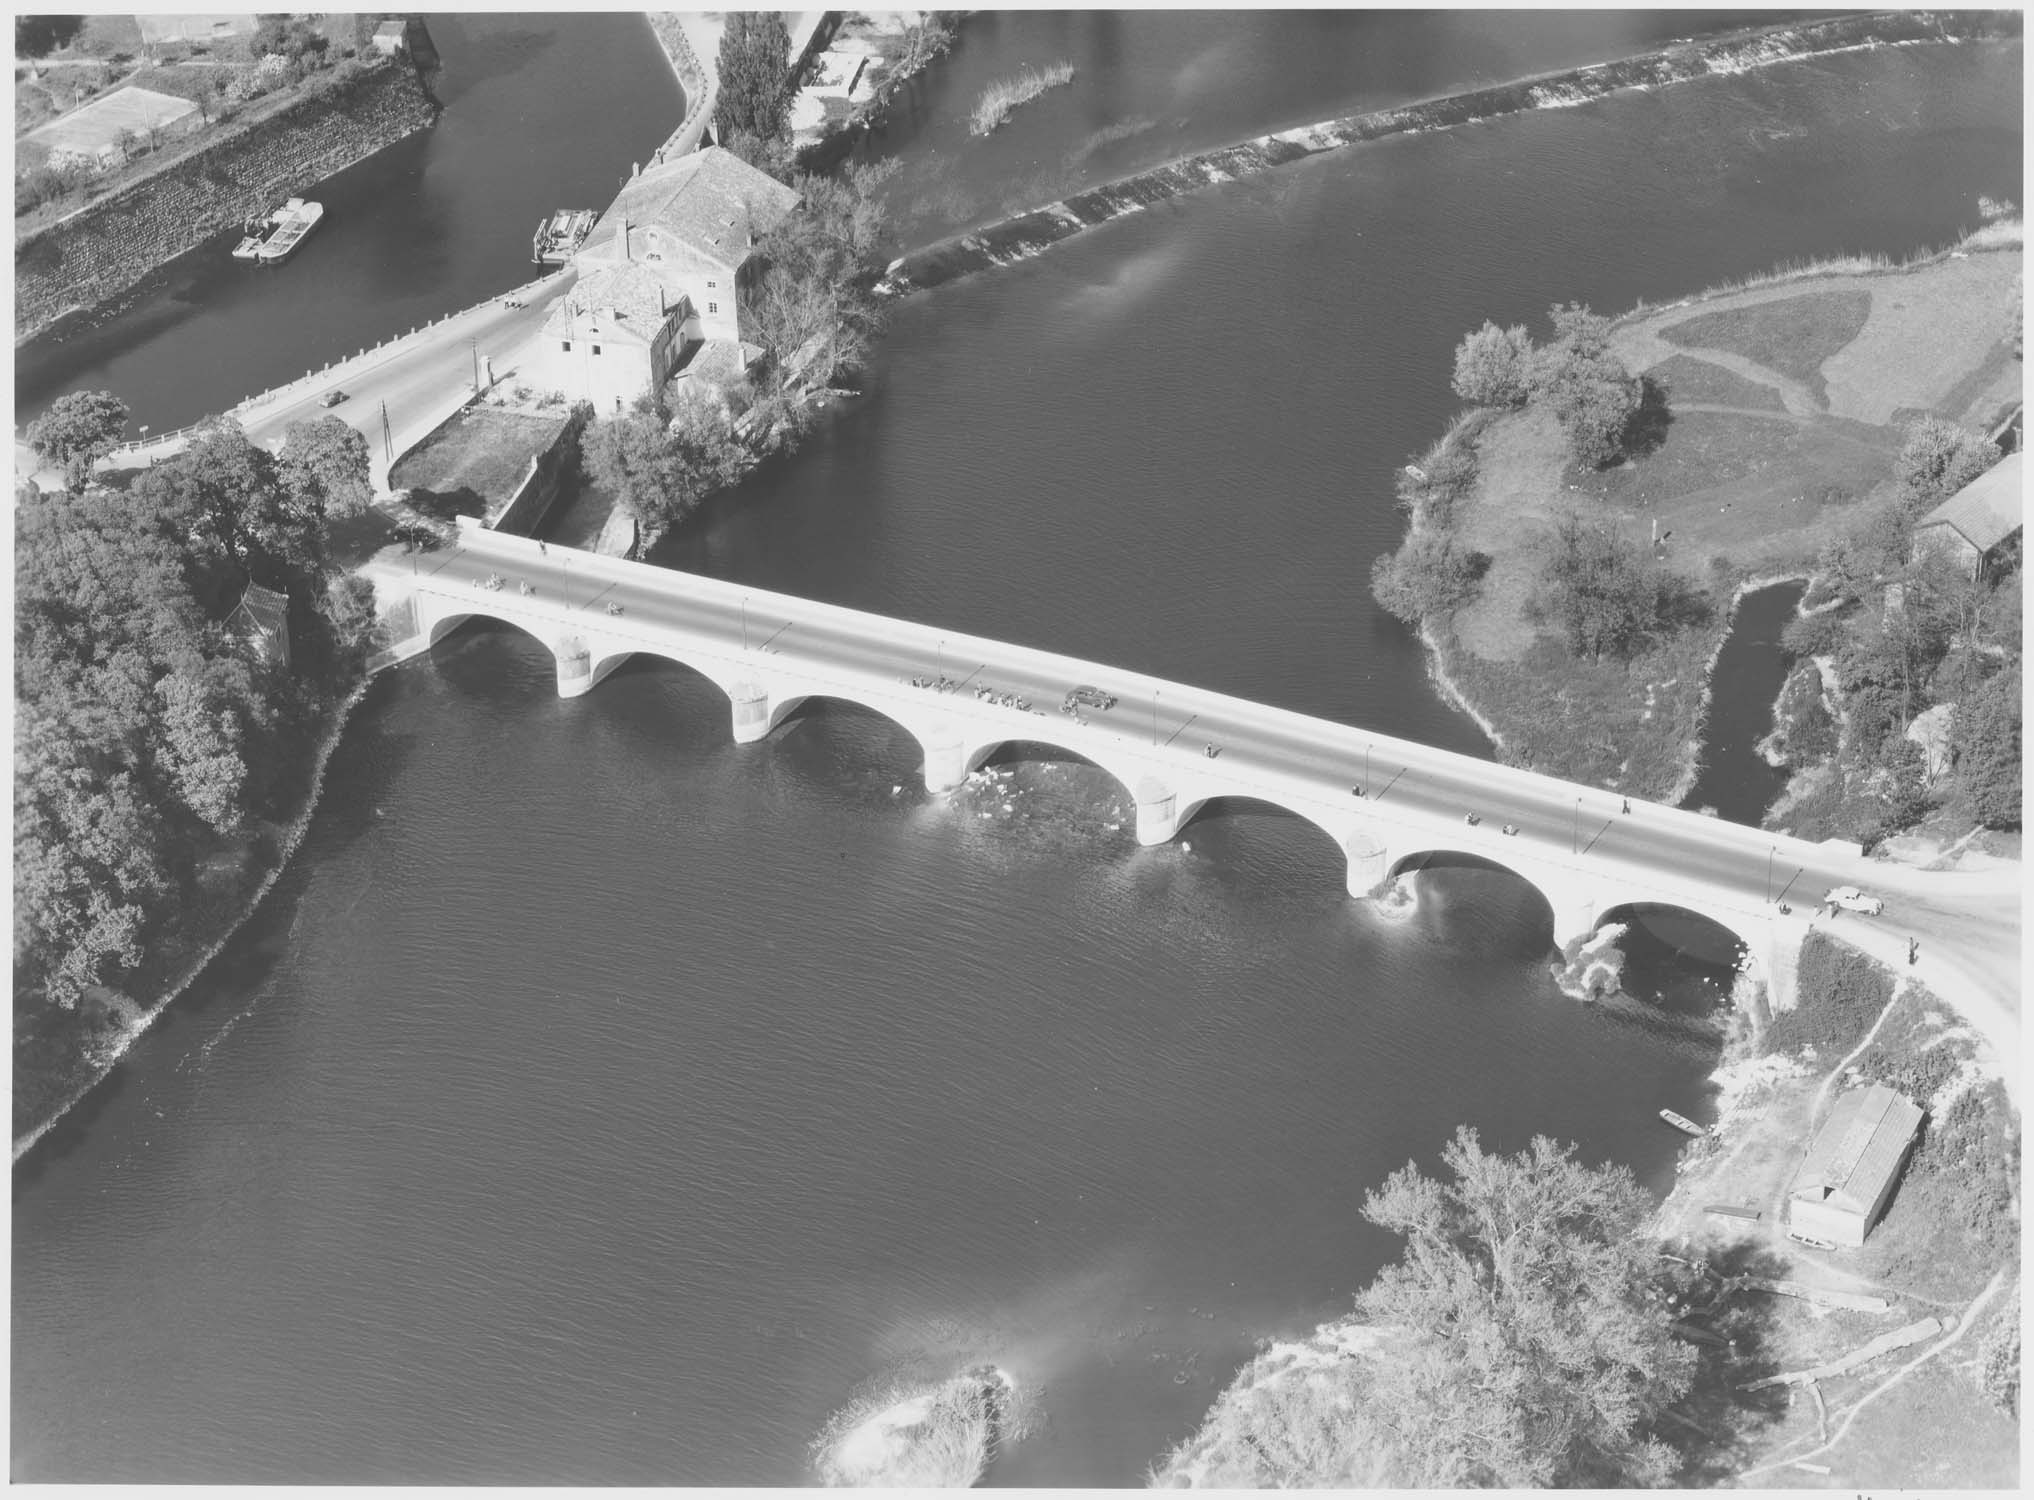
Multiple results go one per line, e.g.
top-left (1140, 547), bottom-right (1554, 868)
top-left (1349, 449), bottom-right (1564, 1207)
top-left (880, 10), bottom-right (2019, 297)
top-left (15, 59), bottom-right (437, 342)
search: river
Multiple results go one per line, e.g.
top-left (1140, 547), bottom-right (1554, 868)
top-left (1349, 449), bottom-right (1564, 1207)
top-left (10, 13), bottom-right (2021, 1485)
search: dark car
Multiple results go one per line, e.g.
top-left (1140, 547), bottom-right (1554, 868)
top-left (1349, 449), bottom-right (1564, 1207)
top-left (1064, 684), bottom-right (1116, 711)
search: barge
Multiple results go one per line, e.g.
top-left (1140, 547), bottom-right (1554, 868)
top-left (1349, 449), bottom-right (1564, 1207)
top-left (235, 199), bottom-right (324, 263)
top-left (533, 208), bottom-right (597, 264)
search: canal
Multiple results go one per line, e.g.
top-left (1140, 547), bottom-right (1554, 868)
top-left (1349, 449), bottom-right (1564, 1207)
top-left (11, 13), bottom-right (2021, 1485)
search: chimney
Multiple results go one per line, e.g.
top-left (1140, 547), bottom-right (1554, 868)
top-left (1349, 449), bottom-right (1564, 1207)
top-left (632, 161), bottom-right (641, 178)
top-left (658, 284), bottom-right (666, 316)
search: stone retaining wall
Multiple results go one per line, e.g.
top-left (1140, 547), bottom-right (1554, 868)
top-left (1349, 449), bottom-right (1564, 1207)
top-left (15, 60), bottom-right (437, 341)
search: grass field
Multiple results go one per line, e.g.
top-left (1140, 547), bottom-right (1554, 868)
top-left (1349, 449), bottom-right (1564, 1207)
top-left (388, 407), bottom-right (567, 517)
top-left (1658, 288), bottom-right (1874, 401)
top-left (1426, 243), bottom-right (2019, 797)
top-left (1646, 352), bottom-right (1790, 413)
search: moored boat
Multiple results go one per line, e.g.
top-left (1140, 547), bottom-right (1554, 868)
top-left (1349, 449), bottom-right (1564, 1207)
top-left (532, 208), bottom-right (597, 264)
top-left (1659, 1108), bottom-right (1708, 1137)
top-left (1703, 1203), bottom-right (1760, 1220)
top-left (254, 198), bottom-right (324, 263)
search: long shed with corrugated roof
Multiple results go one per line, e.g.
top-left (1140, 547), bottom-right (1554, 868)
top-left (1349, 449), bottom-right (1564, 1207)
top-left (1787, 1083), bottom-right (1924, 1247)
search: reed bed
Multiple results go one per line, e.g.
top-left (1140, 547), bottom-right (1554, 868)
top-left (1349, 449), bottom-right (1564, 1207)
top-left (970, 60), bottom-right (1073, 136)
top-left (1621, 217), bottom-right (2024, 321)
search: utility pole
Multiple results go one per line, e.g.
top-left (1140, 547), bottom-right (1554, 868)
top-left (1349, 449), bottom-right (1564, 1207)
top-left (469, 338), bottom-right (480, 393)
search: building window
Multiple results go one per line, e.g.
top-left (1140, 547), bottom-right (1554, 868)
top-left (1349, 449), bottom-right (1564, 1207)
top-left (592, 345), bottom-right (602, 356)
top-left (561, 340), bottom-right (572, 352)
top-left (708, 302), bottom-right (718, 315)
top-left (706, 279), bottom-right (717, 289)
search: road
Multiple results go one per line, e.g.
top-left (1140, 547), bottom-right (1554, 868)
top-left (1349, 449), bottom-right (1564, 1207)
top-left (392, 529), bottom-right (2021, 1090)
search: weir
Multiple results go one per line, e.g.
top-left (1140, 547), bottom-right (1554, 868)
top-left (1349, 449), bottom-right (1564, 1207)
top-left (878, 10), bottom-right (2019, 298)
top-left (366, 523), bottom-right (1896, 1002)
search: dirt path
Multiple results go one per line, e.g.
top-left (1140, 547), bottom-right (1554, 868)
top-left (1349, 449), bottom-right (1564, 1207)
top-left (1734, 1265), bottom-right (2010, 1483)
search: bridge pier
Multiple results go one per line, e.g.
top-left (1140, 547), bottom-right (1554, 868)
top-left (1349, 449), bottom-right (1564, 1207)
top-left (1343, 830), bottom-right (1390, 899)
top-left (921, 728), bottom-right (969, 792)
top-left (1133, 775), bottom-right (1179, 846)
top-left (729, 679), bottom-right (771, 743)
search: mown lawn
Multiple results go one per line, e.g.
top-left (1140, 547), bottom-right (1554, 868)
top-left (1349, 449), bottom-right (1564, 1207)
top-left (1646, 352), bottom-right (1789, 412)
top-left (1658, 288), bottom-right (1874, 401)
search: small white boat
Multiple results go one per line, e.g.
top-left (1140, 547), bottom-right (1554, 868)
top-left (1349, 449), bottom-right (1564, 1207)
top-left (253, 198), bottom-right (324, 263)
top-left (1659, 1108), bottom-right (1708, 1138)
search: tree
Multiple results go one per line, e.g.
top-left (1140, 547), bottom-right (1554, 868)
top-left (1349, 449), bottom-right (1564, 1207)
top-left (1530, 303), bottom-right (1642, 469)
top-left (743, 161), bottom-right (896, 385)
top-left (1355, 1127), bottom-right (1695, 1488)
top-left (279, 414), bottom-right (374, 518)
top-left (1953, 659), bottom-right (2021, 829)
top-left (1533, 513), bottom-right (1672, 660)
top-left (1450, 321), bottom-right (1535, 407)
top-left (15, 15), bottom-right (84, 57)
top-left (27, 389), bottom-right (129, 490)
top-left (714, 11), bottom-right (793, 145)
top-left (1370, 531), bottom-right (1481, 628)
top-left (581, 413), bottom-right (712, 543)
top-left (1894, 416), bottom-right (1995, 519)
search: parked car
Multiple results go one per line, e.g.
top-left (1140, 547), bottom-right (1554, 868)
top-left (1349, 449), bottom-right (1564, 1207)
top-left (320, 389), bottom-right (347, 407)
top-left (1824, 886), bottom-right (1883, 915)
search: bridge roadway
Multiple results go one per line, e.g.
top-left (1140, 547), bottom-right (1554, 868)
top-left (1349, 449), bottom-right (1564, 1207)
top-left (371, 522), bottom-right (2020, 1092)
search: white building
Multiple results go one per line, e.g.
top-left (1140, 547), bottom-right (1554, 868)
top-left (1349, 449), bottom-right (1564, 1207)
top-left (529, 147), bottom-right (801, 411)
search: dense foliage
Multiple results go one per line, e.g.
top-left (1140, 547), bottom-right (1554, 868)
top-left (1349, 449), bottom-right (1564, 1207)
top-left (1531, 303), bottom-right (1644, 469)
top-left (743, 159), bottom-right (898, 389)
top-left (1369, 530), bottom-right (1482, 628)
top-left (1779, 424), bottom-right (2021, 836)
top-left (713, 11), bottom-right (794, 146)
top-left (15, 14), bottom-right (84, 57)
top-left (15, 413), bottom-right (375, 1013)
top-left (580, 408), bottom-right (749, 546)
top-left (27, 389), bottom-right (130, 490)
top-left (1450, 320), bottom-right (1535, 408)
top-left (1762, 931), bottom-right (1895, 1056)
top-left (1354, 1127), bottom-right (1695, 1486)
top-left (1530, 511), bottom-right (1679, 661)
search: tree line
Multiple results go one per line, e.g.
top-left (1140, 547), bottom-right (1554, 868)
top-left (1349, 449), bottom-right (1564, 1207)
top-left (17, 396), bottom-right (379, 1012)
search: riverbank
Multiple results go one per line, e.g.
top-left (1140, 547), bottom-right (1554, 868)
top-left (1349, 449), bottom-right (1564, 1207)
top-left (1393, 227), bottom-right (2021, 817)
top-left (1160, 937), bottom-right (2020, 1487)
top-left (12, 672), bottom-right (377, 1162)
top-left (878, 10), bottom-right (2021, 297)
top-left (14, 53), bottom-right (437, 343)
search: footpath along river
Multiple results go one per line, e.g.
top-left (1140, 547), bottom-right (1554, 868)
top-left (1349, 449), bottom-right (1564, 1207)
top-left (12, 13), bottom-right (2021, 1485)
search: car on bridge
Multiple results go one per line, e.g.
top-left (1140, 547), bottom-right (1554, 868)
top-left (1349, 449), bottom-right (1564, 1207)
top-left (1064, 685), bottom-right (1116, 712)
top-left (1824, 886), bottom-right (1883, 915)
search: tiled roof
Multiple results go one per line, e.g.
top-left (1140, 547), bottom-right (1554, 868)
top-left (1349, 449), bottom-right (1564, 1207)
top-left (1791, 1083), bottom-right (1923, 1214)
top-left (1916, 451), bottom-right (2022, 554)
top-left (233, 582), bottom-right (289, 636)
top-left (541, 263), bottom-right (688, 344)
top-left (579, 146), bottom-right (801, 276)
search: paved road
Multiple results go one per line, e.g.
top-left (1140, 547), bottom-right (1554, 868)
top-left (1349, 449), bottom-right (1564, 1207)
top-left (393, 530), bottom-right (2020, 1091)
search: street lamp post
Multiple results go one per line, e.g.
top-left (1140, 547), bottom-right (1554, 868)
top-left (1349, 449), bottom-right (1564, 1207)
top-left (469, 338), bottom-right (480, 393)
top-left (1365, 743), bottom-right (1372, 796)
top-left (1573, 798), bottom-right (1581, 855)
top-left (741, 596), bottom-right (748, 651)
top-left (1766, 846), bottom-right (1775, 903)
top-left (1152, 688), bottom-right (1159, 746)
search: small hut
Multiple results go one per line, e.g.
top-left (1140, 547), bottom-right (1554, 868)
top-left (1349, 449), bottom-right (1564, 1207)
top-left (227, 581), bottom-right (292, 669)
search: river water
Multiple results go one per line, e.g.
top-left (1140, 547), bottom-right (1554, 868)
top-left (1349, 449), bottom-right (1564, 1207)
top-left (11, 15), bottom-right (2021, 1486)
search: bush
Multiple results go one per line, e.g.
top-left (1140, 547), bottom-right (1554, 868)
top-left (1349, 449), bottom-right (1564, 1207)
top-left (1976, 1289), bottom-right (2020, 1416)
top-left (1370, 531), bottom-right (1482, 627)
top-left (1451, 321), bottom-right (1535, 407)
top-left (1780, 607), bottom-right (1847, 658)
top-left (1764, 932), bottom-right (1893, 1055)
